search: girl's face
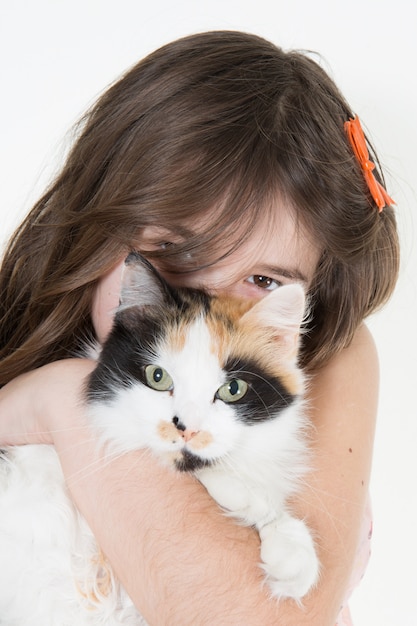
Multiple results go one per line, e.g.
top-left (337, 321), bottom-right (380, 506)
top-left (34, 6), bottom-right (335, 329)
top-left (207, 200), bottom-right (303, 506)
top-left (92, 209), bottom-right (321, 343)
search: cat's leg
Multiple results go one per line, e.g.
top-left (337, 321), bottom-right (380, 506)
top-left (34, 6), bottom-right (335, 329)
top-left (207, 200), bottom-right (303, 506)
top-left (257, 511), bottom-right (319, 601)
top-left (197, 468), bottom-right (280, 528)
top-left (197, 469), bottom-right (319, 601)
top-left (196, 467), bottom-right (253, 517)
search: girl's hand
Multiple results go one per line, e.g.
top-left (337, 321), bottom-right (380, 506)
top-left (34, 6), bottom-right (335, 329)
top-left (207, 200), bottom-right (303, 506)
top-left (0, 359), bottom-right (96, 447)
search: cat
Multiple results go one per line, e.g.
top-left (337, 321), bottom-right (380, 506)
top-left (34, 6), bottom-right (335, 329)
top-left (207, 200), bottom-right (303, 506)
top-left (0, 252), bottom-right (319, 625)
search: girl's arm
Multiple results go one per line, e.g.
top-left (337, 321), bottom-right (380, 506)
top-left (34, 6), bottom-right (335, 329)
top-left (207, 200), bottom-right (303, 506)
top-left (0, 323), bottom-right (378, 625)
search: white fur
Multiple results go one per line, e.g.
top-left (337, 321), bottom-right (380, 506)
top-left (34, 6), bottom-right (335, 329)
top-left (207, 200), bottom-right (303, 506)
top-left (0, 446), bottom-right (144, 625)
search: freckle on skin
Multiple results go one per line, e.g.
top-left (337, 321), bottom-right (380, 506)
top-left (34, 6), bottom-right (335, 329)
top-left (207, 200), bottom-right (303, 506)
top-left (349, 448), bottom-right (353, 453)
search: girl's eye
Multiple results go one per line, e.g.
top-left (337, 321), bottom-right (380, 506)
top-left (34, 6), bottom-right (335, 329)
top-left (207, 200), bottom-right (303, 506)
top-left (144, 365), bottom-right (173, 391)
top-left (246, 275), bottom-right (280, 291)
top-left (216, 379), bottom-right (248, 403)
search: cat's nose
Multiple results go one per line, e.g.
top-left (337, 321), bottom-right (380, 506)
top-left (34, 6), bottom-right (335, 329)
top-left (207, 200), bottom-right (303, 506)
top-left (172, 416), bottom-right (199, 442)
top-left (181, 428), bottom-right (199, 442)
top-left (172, 416), bottom-right (186, 432)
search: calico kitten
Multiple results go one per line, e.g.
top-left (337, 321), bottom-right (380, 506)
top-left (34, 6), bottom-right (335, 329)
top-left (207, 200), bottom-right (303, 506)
top-left (0, 253), bottom-right (318, 625)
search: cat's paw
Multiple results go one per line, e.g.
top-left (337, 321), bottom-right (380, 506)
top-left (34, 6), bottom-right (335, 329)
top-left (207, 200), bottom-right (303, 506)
top-left (259, 515), bottom-right (319, 601)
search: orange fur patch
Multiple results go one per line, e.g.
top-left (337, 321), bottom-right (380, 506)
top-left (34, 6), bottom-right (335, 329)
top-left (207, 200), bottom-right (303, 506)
top-left (189, 430), bottom-right (213, 450)
top-left (158, 420), bottom-right (213, 450)
top-left (75, 550), bottom-right (113, 609)
top-left (207, 295), bottom-right (303, 397)
top-left (157, 420), bottom-right (181, 442)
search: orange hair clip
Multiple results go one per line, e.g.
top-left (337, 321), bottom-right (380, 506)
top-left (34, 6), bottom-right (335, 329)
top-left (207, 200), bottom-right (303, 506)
top-left (344, 116), bottom-right (394, 212)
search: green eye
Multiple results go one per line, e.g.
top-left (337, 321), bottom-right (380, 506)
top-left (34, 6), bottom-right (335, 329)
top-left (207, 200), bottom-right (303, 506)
top-left (216, 379), bottom-right (248, 403)
top-left (144, 365), bottom-right (173, 391)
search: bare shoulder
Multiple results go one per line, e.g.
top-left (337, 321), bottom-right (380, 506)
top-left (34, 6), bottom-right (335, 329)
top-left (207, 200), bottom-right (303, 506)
top-left (304, 323), bottom-right (379, 501)
top-left (331, 322), bottom-right (378, 377)
top-left (308, 323), bottom-right (379, 428)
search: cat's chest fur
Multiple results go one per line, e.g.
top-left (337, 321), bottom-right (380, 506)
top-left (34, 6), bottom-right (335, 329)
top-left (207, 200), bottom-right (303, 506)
top-left (0, 254), bottom-right (319, 625)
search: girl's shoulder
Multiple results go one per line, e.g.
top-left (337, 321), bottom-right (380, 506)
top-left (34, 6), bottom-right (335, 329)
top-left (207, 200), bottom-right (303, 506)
top-left (306, 322), bottom-right (379, 449)
top-left (311, 323), bottom-right (378, 402)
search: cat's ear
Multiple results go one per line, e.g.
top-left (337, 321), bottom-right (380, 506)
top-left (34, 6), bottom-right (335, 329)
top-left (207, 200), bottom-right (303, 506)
top-left (240, 284), bottom-right (306, 360)
top-left (119, 252), bottom-right (172, 310)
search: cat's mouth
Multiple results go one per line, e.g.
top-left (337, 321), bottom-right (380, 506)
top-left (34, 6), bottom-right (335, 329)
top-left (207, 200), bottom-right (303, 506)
top-left (157, 419), bottom-right (216, 472)
top-left (174, 448), bottom-right (214, 472)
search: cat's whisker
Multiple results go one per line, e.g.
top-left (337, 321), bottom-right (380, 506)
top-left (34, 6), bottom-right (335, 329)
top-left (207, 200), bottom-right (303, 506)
top-left (229, 368), bottom-right (295, 422)
top-left (61, 443), bottom-right (109, 485)
top-left (299, 479), bottom-right (363, 510)
top-left (230, 368), bottom-right (292, 399)
top-left (64, 445), bottom-right (133, 487)
top-left (288, 477), bottom-right (365, 561)
top-left (3, 424), bottom-right (90, 441)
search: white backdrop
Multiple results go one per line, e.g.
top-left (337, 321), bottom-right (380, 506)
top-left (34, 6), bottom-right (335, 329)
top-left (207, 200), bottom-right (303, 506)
top-left (1, 1), bottom-right (416, 624)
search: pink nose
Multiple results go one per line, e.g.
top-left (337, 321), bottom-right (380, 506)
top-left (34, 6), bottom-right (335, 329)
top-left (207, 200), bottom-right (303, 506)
top-left (180, 429), bottom-right (199, 442)
top-left (172, 416), bottom-right (199, 442)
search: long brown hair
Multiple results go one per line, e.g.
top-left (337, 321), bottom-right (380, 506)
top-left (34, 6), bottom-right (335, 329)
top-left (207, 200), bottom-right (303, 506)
top-left (0, 31), bottom-right (399, 385)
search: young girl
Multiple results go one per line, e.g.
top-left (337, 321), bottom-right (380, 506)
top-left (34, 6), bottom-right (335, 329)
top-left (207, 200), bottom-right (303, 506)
top-left (0, 31), bottom-right (399, 625)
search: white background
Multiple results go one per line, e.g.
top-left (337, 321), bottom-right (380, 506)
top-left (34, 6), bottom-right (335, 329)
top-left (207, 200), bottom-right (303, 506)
top-left (1, 1), bottom-right (416, 624)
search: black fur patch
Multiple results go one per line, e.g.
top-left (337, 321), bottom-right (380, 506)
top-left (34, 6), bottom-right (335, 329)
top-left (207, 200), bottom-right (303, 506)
top-left (86, 311), bottom-right (164, 402)
top-left (174, 448), bottom-right (213, 472)
top-left (223, 356), bottom-right (295, 424)
top-left (86, 267), bottom-right (212, 404)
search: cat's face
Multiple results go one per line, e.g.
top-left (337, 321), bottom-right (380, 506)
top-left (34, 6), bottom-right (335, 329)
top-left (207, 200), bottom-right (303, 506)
top-left (87, 254), bottom-right (306, 472)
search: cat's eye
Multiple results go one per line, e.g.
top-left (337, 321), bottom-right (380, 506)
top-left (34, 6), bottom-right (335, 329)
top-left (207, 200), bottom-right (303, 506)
top-left (216, 379), bottom-right (248, 403)
top-left (144, 365), bottom-right (173, 391)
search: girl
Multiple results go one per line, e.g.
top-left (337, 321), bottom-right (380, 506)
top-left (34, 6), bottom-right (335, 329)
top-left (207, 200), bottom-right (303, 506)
top-left (0, 31), bottom-right (399, 625)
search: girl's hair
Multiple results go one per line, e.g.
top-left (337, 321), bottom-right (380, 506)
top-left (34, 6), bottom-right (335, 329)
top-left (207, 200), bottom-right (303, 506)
top-left (0, 31), bottom-right (399, 385)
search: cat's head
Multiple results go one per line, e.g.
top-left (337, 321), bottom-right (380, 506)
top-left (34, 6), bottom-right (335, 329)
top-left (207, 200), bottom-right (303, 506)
top-left (86, 253), bottom-right (307, 471)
